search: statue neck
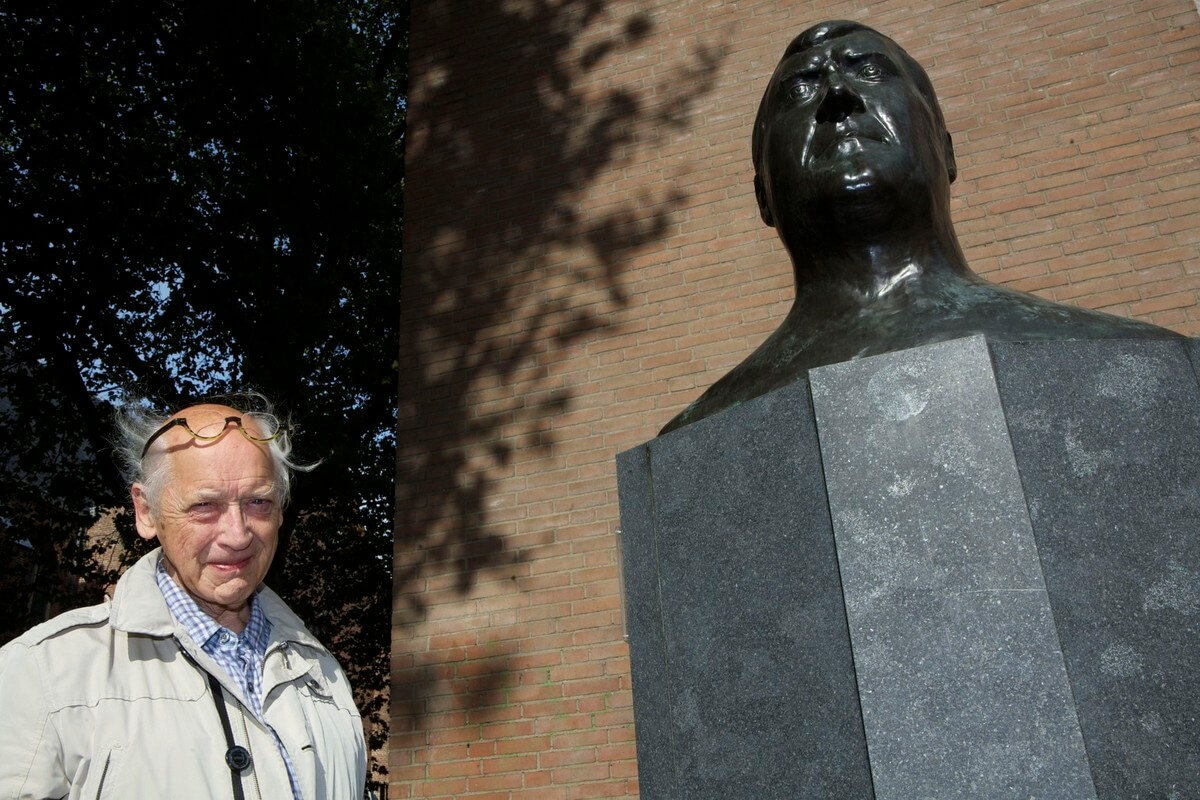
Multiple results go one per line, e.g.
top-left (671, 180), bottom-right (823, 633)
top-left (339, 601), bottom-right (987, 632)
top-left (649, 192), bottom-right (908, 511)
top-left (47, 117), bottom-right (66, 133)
top-left (785, 215), bottom-right (972, 311)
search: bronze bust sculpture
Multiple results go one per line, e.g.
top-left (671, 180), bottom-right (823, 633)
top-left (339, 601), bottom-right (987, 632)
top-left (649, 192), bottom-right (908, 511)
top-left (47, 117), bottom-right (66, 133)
top-left (661, 20), bottom-right (1180, 435)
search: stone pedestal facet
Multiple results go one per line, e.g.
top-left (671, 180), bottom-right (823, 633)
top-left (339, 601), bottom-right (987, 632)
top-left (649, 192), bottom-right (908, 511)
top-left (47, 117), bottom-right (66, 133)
top-left (617, 336), bottom-right (1200, 800)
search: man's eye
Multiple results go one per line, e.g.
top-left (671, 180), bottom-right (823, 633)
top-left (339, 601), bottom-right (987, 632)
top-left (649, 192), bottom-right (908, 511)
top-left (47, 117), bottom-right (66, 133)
top-left (858, 64), bottom-right (884, 80)
top-left (246, 499), bottom-right (274, 513)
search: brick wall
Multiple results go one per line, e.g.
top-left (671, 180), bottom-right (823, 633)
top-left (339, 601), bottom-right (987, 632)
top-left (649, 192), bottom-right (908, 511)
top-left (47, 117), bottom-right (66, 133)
top-left (393, 1), bottom-right (1200, 797)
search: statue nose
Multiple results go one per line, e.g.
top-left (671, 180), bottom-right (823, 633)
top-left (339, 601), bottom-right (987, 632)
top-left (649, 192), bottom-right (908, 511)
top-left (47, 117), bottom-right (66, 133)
top-left (815, 72), bottom-right (866, 124)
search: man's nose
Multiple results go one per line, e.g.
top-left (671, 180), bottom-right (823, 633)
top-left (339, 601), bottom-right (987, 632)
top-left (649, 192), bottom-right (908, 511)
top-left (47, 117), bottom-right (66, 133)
top-left (815, 69), bottom-right (866, 124)
top-left (219, 504), bottom-right (254, 546)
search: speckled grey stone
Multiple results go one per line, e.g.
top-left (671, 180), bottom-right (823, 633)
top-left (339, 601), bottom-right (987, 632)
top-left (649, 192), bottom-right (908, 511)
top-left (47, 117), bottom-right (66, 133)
top-left (991, 338), bottom-right (1200, 799)
top-left (616, 447), bottom-right (679, 800)
top-left (1188, 337), bottom-right (1200, 379)
top-left (809, 335), bottom-right (1097, 800)
top-left (620, 334), bottom-right (1200, 799)
top-left (617, 377), bottom-right (873, 800)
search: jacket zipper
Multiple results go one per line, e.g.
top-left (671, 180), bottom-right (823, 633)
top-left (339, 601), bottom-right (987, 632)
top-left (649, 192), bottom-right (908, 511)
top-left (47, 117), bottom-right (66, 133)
top-left (180, 636), bottom-right (297, 800)
top-left (238, 710), bottom-right (264, 800)
top-left (93, 750), bottom-right (112, 800)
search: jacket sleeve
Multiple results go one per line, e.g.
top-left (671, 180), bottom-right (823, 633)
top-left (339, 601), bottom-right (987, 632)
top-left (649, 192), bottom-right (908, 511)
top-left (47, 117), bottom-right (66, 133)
top-left (0, 641), bottom-right (69, 800)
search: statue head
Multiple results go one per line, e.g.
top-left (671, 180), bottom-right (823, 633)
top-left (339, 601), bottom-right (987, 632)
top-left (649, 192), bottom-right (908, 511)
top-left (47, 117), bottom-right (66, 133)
top-left (750, 21), bottom-right (958, 246)
top-left (656, 19), bottom-right (1180, 437)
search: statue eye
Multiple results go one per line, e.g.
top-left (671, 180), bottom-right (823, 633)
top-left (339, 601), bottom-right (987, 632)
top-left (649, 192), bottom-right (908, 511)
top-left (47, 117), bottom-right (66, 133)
top-left (858, 64), bottom-right (884, 80)
top-left (787, 75), bottom-right (819, 100)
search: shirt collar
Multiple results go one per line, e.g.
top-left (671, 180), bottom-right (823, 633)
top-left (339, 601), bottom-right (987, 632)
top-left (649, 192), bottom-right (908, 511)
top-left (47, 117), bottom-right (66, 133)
top-left (240, 591), bottom-right (271, 655)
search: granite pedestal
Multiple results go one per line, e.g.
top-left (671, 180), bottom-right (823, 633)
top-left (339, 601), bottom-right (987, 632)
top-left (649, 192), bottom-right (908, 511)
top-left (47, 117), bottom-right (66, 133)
top-left (617, 335), bottom-right (1200, 799)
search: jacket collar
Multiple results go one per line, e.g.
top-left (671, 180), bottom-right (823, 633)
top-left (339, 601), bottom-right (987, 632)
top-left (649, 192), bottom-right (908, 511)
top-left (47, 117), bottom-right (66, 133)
top-left (109, 549), bottom-right (177, 636)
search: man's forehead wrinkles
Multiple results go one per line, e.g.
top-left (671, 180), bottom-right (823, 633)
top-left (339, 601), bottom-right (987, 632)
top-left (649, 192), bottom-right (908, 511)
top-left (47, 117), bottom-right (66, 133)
top-left (182, 479), bottom-right (277, 498)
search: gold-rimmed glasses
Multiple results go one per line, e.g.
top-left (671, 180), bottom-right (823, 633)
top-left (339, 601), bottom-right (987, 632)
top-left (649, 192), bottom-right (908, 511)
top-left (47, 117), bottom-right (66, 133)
top-left (140, 416), bottom-right (284, 458)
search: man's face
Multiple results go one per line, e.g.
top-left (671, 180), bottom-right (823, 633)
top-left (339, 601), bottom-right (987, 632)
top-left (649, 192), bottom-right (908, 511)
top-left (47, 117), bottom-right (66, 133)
top-left (756, 28), bottom-right (951, 234)
top-left (132, 405), bottom-right (281, 626)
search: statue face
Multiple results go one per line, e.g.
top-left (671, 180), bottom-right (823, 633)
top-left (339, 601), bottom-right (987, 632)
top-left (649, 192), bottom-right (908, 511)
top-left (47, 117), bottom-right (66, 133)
top-left (756, 28), bottom-right (952, 235)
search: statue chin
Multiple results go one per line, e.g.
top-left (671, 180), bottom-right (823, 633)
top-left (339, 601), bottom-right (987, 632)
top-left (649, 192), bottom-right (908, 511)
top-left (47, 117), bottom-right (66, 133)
top-left (802, 168), bottom-right (915, 232)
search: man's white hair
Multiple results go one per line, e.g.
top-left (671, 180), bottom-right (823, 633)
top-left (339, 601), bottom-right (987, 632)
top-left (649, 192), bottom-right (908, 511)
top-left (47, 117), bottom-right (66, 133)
top-left (112, 391), bottom-right (315, 514)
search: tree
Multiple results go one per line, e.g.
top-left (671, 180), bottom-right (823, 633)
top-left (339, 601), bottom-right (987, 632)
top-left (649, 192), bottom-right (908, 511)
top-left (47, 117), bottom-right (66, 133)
top-left (0, 0), bottom-right (406, 784)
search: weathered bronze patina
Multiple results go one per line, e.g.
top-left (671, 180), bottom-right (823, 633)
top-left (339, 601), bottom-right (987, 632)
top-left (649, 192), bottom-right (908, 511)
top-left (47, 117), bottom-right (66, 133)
top-left (661, 20), bottom-right (1180, 435)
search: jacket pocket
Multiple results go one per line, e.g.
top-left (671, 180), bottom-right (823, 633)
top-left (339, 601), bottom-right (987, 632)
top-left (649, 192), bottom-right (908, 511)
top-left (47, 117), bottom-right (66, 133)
top-left (92, 744), bottom-right (124, 800)
top-left (296, 674), bottom-right (366, 795)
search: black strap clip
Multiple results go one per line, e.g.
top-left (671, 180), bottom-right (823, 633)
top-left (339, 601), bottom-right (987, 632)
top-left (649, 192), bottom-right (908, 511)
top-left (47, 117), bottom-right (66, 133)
top-left (225, 745), bottom-right (253, 772)
top-left (207, 672), bottom-right (250, 800)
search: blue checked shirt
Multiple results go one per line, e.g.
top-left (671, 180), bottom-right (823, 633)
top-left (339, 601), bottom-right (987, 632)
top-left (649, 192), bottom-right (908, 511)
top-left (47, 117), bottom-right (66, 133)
top-left (156, 558), bottom-right (303, 799)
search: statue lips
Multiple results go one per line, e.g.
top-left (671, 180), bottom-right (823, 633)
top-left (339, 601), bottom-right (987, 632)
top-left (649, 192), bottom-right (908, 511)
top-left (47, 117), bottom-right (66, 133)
top-left (809, 115), bottom-right (892, 163)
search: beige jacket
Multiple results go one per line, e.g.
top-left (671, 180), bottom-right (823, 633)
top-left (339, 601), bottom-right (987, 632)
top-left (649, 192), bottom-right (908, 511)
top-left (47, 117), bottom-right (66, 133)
top-left (0, 549), bottom-right (366, 800)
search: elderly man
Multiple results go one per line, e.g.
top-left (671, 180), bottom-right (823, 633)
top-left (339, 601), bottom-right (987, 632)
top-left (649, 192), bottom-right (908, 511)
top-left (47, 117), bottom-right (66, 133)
top-left (661, 20), bottom-right (1180, 434)
top-left (0, 398), bottom-right (366, 799)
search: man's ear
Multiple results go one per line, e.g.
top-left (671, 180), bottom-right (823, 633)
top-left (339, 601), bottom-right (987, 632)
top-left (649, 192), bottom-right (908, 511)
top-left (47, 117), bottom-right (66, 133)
top-left (945, 130), bottom-right (957, 184)
top-left (754, 173), bottom-right (775, 227)
top-left (131, 485), bottom-right (159, 542)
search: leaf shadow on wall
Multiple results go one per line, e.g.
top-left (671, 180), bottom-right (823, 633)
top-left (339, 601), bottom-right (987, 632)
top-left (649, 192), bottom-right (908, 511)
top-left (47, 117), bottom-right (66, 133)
top-left (394, 0), bottom-right (728, 724)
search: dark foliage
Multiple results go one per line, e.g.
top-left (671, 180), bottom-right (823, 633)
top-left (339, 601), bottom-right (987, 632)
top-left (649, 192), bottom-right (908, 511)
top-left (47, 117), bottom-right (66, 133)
top-left (0, 0), bottom-right (406, 782)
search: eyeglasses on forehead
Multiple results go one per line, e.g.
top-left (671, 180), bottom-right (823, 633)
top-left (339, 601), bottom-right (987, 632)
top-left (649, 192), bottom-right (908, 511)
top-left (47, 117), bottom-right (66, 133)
top-left (140, 416), bottom-right (283, 459)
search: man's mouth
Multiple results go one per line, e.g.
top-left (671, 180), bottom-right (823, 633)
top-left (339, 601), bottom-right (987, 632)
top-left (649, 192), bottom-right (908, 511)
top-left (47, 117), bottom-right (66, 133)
top-left (210, 558), bottom-right (252, 572)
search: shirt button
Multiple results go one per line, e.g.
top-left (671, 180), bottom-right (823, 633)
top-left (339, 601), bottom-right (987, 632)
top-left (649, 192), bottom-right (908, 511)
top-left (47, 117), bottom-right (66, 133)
top-left (219, 631), bottom-right (234, 645)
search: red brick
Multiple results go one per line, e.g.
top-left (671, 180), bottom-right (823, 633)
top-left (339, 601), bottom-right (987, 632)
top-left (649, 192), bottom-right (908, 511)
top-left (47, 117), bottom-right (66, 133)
top-left (395, 3), bottom-right (1200, 798)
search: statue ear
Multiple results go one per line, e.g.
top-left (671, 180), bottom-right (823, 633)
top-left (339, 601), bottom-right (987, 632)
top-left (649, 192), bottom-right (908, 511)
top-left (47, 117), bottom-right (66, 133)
top-left (944, 130), bottom-right (957, 184)
top-left (754, 173), bottom-right (775, 227)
